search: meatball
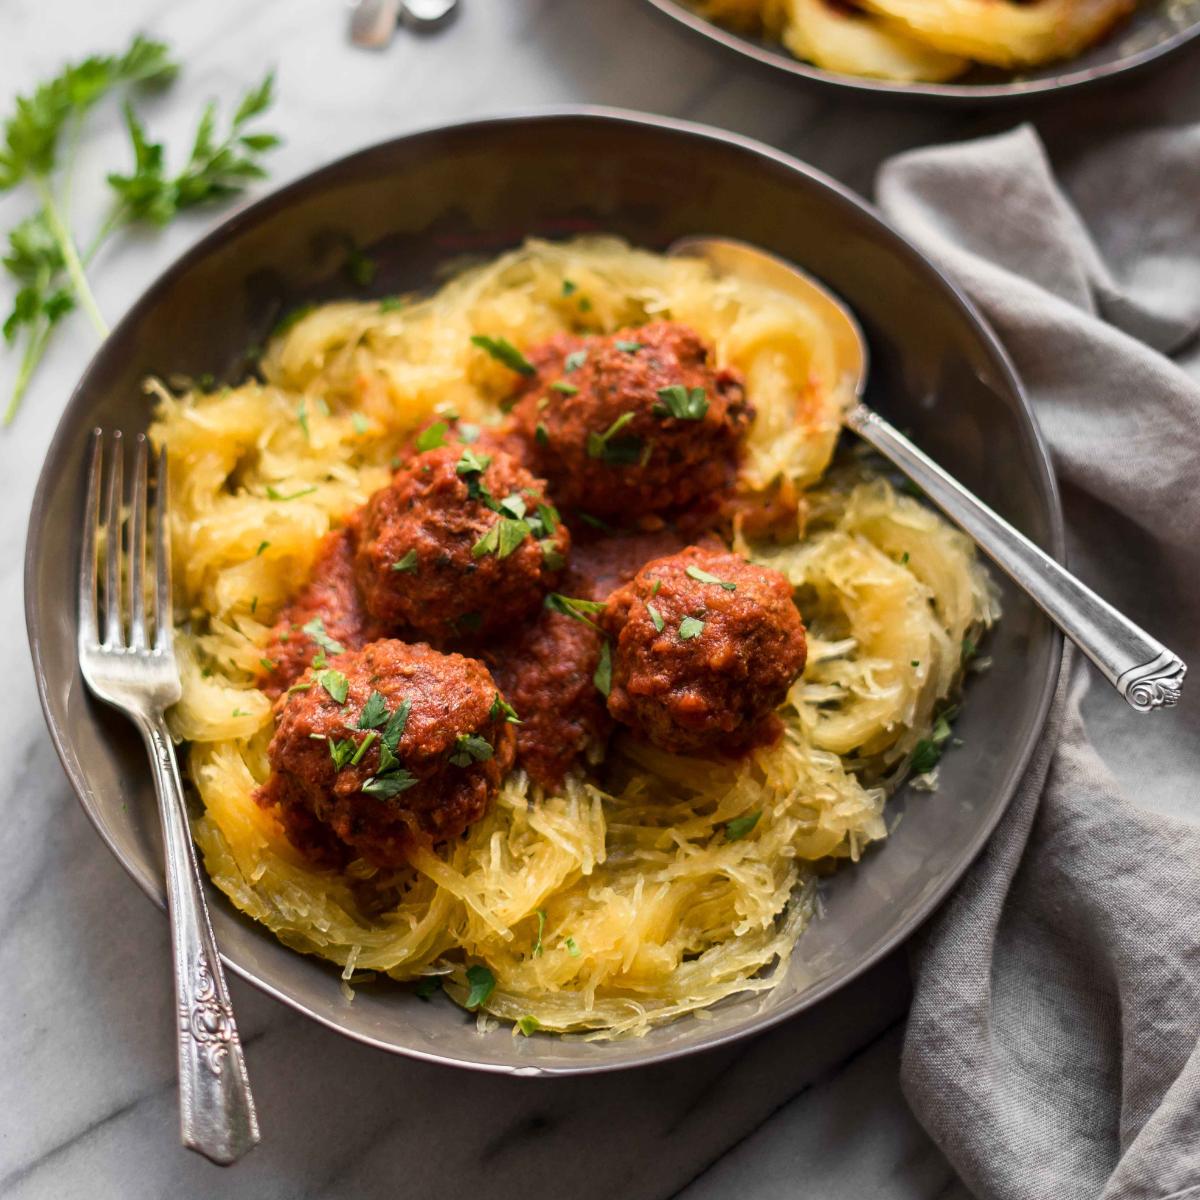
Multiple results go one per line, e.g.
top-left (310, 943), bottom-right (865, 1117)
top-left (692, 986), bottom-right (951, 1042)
top-left (258, 640), bottom-right (516, 868)
top-left (600, 547), bottom-right (807, 755)
top-left (484, 607), bottom-right (612, 790)
top-left (353, 444), bottom-right (570, 641)
top-left (259, 527), bottom-right (387, 698)
top-left (509, 322), bottom-right (752, 519)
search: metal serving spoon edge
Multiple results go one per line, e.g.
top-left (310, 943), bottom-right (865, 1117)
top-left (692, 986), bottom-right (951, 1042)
top-left (667, 235), bottom-right (1186, 713)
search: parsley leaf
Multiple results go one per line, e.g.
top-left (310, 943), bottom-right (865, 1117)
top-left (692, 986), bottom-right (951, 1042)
top-left (910, 706), bottom-right (958, 774)
top-left (593, 640), bottom-right (612, 698)
top-left (449, 734), bottom-right (494, 767)
top-left (647, 603), bottom-right (665, 632)
top-left (678, 615), bottom-right (705, 640)
top-left (517, 1015), bottom-right (541, 1036)
top-left (725, 811), bottom-right (761, 841)
top-left (391, 549), bottom-right (419, 574)
top-left (464, 964), bottom-right (495, 1010)
top-left (686, 564), bottom-right (737, 591)
top-left (455, 447), bottom-right (492, 477)
top-left (490, 693), bottom-right (522, 724)
top-left (545, 592), bottom-right (605, 630)
top-left (614, 339), bottom-right (643, 353)
top-left (381, 699), bottom-right (412, 753)
top-left (654, 385), bottom-right (708, 421)
top-left (564, 349), bottom-right (587, 373)
top-left (358, 690), bottom-right (389, 729)
top-left (302, 616), bottom-right (345, 656)
top-left (415, 421), bottom-right (448, 451)
top-left (266, 484), bottom-right (317, 501)
top-left (327, 737), bottom-right (356, 770)
top-left (550, 380), bottom-right (578, 395)
top-left (470, 334), bottom-right (534, 376)
top-left (317, 668), bottom-right (349, 705)
top-left (414, 976), bottom-right (441, 1000)
top-left (586, 411), bottom-right (642, 465)
top-left (361, 769), bottom-right (418, 798)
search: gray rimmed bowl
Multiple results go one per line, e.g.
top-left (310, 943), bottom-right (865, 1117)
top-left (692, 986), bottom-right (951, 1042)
top-left (25, 108), bottom-right (1063, 1076)
top-left (646, 0), bottom-right (1200, 102)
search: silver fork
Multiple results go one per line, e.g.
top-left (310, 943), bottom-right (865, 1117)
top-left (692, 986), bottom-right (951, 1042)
top-left (79, 429), bottom-right (260, 1165)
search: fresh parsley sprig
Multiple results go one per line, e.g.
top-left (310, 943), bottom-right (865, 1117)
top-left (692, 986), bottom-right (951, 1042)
top-left (0, 36), bottom-right (279, 424)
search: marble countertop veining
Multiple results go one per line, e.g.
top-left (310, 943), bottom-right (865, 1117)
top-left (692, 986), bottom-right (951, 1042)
top-left (2, 2), bottom-right (1192, 1197)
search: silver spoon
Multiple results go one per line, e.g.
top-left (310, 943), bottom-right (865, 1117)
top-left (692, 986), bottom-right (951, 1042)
top-left (668, 236), bottom-right (1186, 712)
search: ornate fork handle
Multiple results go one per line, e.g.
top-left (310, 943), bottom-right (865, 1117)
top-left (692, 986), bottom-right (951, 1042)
top-left (138, 714), bottom-right (259, 1164)
top-left (846, 403), bottom-right (1187, 712)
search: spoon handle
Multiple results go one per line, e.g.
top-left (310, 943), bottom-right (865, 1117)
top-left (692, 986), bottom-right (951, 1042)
top-left (846, 402), bottom-right (1187, 712)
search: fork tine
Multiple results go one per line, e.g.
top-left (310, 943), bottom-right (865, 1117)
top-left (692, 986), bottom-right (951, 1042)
top-left (154, 445), bottom-right (173, 653)
top-left (78, 429), bottom-right (104, 650)
top-left (129, 435), bottom-right (150, 649)
top-left (103, 430), bottom-right (125, 647)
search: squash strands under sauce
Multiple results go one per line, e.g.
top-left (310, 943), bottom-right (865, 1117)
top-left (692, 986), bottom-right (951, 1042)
top-left (153, 236), bottom-right (995, 1039)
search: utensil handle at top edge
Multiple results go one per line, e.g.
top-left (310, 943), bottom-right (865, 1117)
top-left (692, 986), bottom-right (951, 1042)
top-left (845, 403), bottom-right (1187, 713)
top-left (138, 715), bottom-right (260, 1165)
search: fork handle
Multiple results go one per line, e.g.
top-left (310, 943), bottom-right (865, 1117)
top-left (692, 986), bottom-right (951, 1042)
top-left (138, 714), bottom-right (260, 1164)
top-left (845, 402), bottom-right (1187, 711)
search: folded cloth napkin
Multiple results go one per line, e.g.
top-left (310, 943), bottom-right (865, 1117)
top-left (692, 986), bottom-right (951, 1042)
top-left (876, 125), bottom-right (1200, 1200)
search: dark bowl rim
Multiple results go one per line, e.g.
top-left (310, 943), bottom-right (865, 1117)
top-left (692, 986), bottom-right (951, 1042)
top-left (644, 0), bottom-right (1200, 101)
top-left (25, 105), bottom-right (1065, 1075)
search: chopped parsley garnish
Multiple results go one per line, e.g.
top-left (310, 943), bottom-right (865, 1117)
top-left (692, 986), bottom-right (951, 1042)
top-left (564, 350), bottom-right (587, 373)
top-left (265, 484), bottom-right (318, 501)
top-left (255, 540), bottom-right (269, 556)
top-left (586, 411), bottom-right (642, 465)
top-left (358, 690), bottom-right (390, 729)
top-left (470, 334), bottom-right (534, 376)
top-left (345, 244), bottom-right (376, 286)
top-left (910, 705), bottom-right (958, 774)
top-left (414, 976), bottom-right (441, 999)
top-left (391, 549), bottom-right (419, 574)
top-left (654, 385), bottom-right (708, 421)
top-left (577, 297), bottom-right (592, 313)
top-left (517, 1015), bottom-right (541, 1036)
top-left (962, 636), bottom-right (977, 664)
top-left (458, 422), bottom-right (481, 443)
top-left (302, 616), bottom-right (345, 656)
top-left (651, 580), bottom-right (662, 597)
top-left (540, 539), bottom-right (564, 571)
top-left (900, 551), bottom-right (911, 565)
top-left (231, 707), bottom-right (248, 718)
top-left (550, 380), bottom-right (578, 395)
top-left (614, 339), bottom-right (643, 353)
top-left (535, 423), bottom-right (549, 446)
top-left (678, 615), bottom-right (705, 640)
top-left (327, 737), bottom-right (356, 770)
top-left (561, 279), bottom-right (577, 297)
top-left (259, 656), bottom-right (276, 672)
top-left (450, 734), bottom-right (494, 767)
top-left (317, 668), bottom-right (349, 704)
top-left (464, 964), bottom-right (495, 1009)
top-left (473, 517), bottom-right (528, 560)
top-left (725, 811), bottom-right (761, 841)
top-left (499, 493), bottom-right (527, 520)
top-left (456, 447), bottom-right (492, 477)
top-left (593, 640), bottom-right (612, 697)
top-left (489, 692), bottom-right (521, 725)
top-left (911, 660), bottom-right (921, 668)
top-left (545, 593), bottom-right (605, 629)
top-left (286, 681), bottom-right (312, 695)
top-left (361, 770), bottom-right (418, 798)
top-left (415, 421), bottom-right (448, 451)
top-left (564, 936), bottom-right (581, 958)
top-left (532, 909), bottom-right (546, 957)
top-left (647, 603), bottom-right (665, 632)
top-left (686, 564), bottom-right (737, 591)
top-left (379, 295), bottom-right (405, 313)
top-left (349, 730), bottom-right (378, 766)
top-left (536, 503), bottom-right (559, 534)
top-left (272, 303), bottom-right (314, 339)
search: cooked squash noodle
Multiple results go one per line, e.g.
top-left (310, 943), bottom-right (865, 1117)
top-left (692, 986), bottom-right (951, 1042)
top-left (154, 237), bottom-right (994, 1038)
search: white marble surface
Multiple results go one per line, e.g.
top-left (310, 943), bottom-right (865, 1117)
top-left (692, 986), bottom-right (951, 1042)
top-left (2, 3), bottom-right (1195, 1197)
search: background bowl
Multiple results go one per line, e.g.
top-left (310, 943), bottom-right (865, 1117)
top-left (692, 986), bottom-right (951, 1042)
top-left (646, 0), bottom-right (1200, 101)
top-left (25, 109), bottom-right (1062, 1075)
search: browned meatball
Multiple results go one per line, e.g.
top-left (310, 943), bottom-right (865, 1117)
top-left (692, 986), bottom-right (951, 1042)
top-left (354, 444), bottom-right (570, 641)
top-left (509, 322), bottom-right (752, 519)
top-left (483, 607), bottom-right (612, 790)
top-left (257, 639), bottom-right (516, 867)
top-left (600, 547), bottom-right (807, 755)
top-left (259, 527), bottom-right (388, 698)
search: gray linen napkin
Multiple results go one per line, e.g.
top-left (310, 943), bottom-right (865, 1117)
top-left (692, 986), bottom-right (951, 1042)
top-left (876, 125), bottom-right (1200, 1200)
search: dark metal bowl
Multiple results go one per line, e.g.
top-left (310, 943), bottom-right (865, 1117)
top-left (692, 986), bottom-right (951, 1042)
top-left (646, 0), bottom-right (1200, 101)
top-left (25, 109), bottom-right (1062, 1075)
